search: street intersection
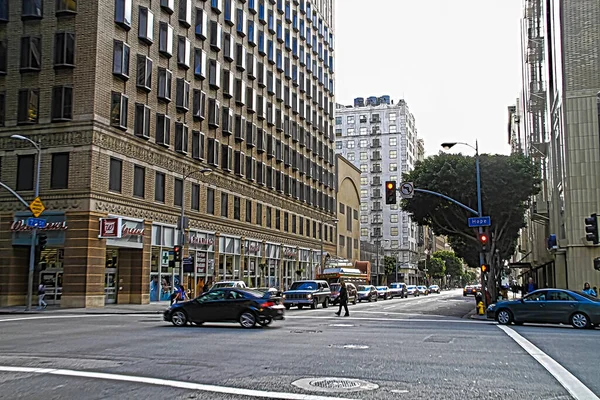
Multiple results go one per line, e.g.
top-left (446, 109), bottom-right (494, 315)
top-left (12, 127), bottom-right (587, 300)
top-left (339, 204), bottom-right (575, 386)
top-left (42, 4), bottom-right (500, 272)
top-left (0, 290), bottom-right (597, 399)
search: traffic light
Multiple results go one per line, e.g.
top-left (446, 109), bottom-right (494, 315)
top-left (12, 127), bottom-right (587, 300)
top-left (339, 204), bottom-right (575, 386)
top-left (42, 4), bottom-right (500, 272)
top-left (594, 257), bottom-right (600, 271)
top-left (585, 213), bottom-right (599, 244)
top-left (38, 233), bottom-right (47, 250)
top-left (481, 264), bottom-right (489, 273)
top-left (478, 232), bottom-right (489, 251)
top-left (385, 181), bottom-right (397, 204)
top-left (173, 245), bottom-right (182, 262)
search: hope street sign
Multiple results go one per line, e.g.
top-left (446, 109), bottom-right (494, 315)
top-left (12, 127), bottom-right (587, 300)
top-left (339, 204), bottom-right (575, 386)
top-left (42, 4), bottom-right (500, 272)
top-left (26, 217), bottom-right (47, 229)
top-left (468, 216), bottom-right (491, 228)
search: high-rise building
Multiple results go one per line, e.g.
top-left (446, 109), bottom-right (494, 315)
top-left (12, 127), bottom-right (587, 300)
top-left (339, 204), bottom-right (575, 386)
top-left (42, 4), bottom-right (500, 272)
top-left (0, 0), bottom-right (337, 307)
top-left (516, 0), bottom-right (600, 290)
top-left (334, 96), bottom-right (419, 284)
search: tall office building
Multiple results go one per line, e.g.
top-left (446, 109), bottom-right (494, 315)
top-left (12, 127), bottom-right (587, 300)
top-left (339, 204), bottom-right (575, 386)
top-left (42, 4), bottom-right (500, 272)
top-left (515, 0), bottom-right (600, 290)
top-left (334, 96), bottom-right (420, 284)
top-left (0, 0), bottom-right (337, 307)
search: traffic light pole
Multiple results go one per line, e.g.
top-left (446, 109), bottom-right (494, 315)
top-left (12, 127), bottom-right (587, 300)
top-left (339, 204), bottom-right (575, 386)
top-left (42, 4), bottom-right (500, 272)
top-left (26, 142), bottom-right (42, 311)
top-left (474, 142), bottom-right (487, 305)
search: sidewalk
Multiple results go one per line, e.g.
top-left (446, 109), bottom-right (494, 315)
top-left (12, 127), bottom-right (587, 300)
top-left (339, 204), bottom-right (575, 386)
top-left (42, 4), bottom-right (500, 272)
top-left (0, 301), bottom-right (170, 315)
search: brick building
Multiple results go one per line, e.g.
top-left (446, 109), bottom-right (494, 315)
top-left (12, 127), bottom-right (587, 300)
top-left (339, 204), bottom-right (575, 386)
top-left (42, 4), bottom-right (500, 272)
top-left (0, 0), bottom-right (337, 307)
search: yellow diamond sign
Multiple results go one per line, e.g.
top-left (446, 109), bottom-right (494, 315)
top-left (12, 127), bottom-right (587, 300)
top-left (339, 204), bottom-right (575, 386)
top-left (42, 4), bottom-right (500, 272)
top-left (29, 197), bottom-right (45, 218)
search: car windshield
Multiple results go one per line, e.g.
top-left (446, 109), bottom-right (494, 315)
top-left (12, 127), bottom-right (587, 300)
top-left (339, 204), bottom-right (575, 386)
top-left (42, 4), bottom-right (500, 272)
top-left (574, 291), bottom-right (600, 302)
top-left (357, 286), bottom-right (369, 291)
top-left (290, 282), bottom-right (317, 291)
top-left (212, 282), bottom-right (234, 288)
top-left (241, 289), bottom-right (269, 298)
top-left (376, 286), bottom-right (387, 290)
top-left (330, 284), bottom-right (340, 291)
top-left (407, 286), bottom-right (416, 289)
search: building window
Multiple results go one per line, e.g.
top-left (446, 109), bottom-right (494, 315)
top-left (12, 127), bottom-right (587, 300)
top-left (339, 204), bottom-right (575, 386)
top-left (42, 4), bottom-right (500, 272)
top-left (389, 125), bottom-right (397, 133)
top-left (266, 206), bottom-right (272, 228)
top-left (245, 199), bottom-right (252, 222)
top-left (389, 150), bottom-right (397, 159)
top-left (113, 40), bottom-right (130, 79)
top-left (347, 140), bottom-right (355, 149)
top-left (54, 32), bottom-right (75, 67)
top-left (51, 86), bottom-right (73, 121)
top-left (134, 103), bottom-right (151, 139)
top-left (192, 130), bottom-right (205, 160)
top-left (175, 122), bottom-right (189, 154)
top-left (22, 0), bottom-right (43, 19)
top-left (221, 192), bottom-right (228, 217)
top-left (136, 55), bottom-right (153, 92)
top-left (56, 0), bottom-right (77, 15)
top-left (109, 157), bottom-right (122, 193)
top-left (159, 22), bottom-right (174, 57)
top-left (20, 36), bottom-right (42, 71)
top-left (256, 203), bottom-right (262, 225)
top-left (155, 172), bottom-right (165, 202)
top-left (194, 48), bottom-right (207, 79)
top-left (389, 137), bottom-right (397, 146)
top-left (174, 178), bottom-right (183, 206)
top-left (17, 89), bottom-right (40, 125)
top-left (0, 92), bottom-right (5, 127)
top-left (389, 163), bottom-right (397, 172)
top-left (360, 189), bottom-right (367, 198)
top-left (233, 196), bottom-right (241, 220)
top-left (49, 152), bottom-right (70, 189)
top-left (177, 36), bottom-right (191, 68)
top-left (110, 92), bottom-right (128, 130)
top-left (391, 227), bottom-right (399, 236)
top-left (191, 183), bottom-right (200, 210)
top-left (176, 78), bottom-right (190, 112)
top-left (390, 214), bottom-right (398, 223)
top-left (275, 209), bottom-right (281, 230)
top-left (157, 68), bottom-right (172, 102)
top-left (195, 8), bottom-right (208, 39)
top-left (133, 165), bottom-right (145, 197)
top-left (360, 152), bottom-right (367, 161)
top-left (138, 6), bottom-right (154, 43)
top-left (193, 89), bottom-right (206, 120)
top-left (283, 212), bottom-right (289, 232)
top-left (0, 40), bottom-right (6, 75)
top-left (178, 0), bottom-right (192, 27)
top-left (156, 113), bottom-right (171, 146)
top-left (207, 187), bottom-right (215, 214)
top-left (389, 112), bottom-right (397, 121)
top-left (114, 0), bottom-right (133, 29)
top-left (16, 155), bottom-right (35, 191)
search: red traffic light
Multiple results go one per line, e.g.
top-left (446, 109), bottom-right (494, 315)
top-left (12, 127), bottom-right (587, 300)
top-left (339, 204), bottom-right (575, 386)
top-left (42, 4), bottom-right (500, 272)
top-left (478, 233), bottom-right (488, 243)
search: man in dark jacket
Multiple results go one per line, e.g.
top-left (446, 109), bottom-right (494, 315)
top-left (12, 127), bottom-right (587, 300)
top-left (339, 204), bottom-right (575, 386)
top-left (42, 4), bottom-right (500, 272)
top-left (523, 277), bottom-right (538, 296)
top-left (335, 281), bottom-right (349, 317)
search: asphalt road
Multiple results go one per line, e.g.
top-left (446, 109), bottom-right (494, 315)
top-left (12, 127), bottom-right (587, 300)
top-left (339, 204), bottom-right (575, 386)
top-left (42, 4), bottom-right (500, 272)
top-left (0, 289), bottom-right (596, 400)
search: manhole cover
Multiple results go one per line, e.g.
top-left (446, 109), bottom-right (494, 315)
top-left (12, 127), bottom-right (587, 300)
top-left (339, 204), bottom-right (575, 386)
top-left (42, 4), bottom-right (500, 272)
top-left (292, 377), bottom-right (379, 393)
top-left (328, 344), bottom-right (370, 350)
top-left (290, 330), bottom-right (322, 334)
top-left (328, 324), bottom-right (354, 327)
top-left (424, 335), bottom-right (453, 344)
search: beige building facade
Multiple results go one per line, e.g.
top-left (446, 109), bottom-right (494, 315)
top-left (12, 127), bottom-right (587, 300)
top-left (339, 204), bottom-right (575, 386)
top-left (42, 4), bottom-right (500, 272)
top-left (335, 154), bottom-right (361, 265)
top-left (0, 0), bottom-right (338, 306)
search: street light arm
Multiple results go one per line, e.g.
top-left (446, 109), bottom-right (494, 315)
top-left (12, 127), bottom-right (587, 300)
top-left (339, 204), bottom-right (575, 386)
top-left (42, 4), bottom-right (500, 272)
top-left (11, 135), bottom-right (41, 151)
top-left (183, 167), bottom-right (213, 181)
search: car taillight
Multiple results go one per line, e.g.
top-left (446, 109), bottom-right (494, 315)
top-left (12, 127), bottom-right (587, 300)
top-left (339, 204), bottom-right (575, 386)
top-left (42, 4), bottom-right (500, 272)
top-left (262, 301), bottom-right (275, 308)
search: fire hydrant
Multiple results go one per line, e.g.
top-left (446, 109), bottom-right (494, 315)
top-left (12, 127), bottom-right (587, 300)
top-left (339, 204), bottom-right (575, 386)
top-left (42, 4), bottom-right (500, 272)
top-left (477, 301), bottom-right (485, 315)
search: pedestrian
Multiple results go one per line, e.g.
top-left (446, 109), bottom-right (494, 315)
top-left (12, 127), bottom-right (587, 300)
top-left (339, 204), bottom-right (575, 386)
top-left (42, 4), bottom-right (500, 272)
top-left (169, 285), bottom-right (181, 305)
top-left (334, 280), bottom-right (349, 317)
top-left (523, 277), bottom-right (538, 295)
top-left (37, 283), bottom-right (47, 309)
top-left (582, 282), bottom-right (597, 297)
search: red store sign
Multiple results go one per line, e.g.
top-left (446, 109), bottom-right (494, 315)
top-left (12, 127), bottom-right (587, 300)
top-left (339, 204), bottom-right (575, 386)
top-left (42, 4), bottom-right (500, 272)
top-left (99, 218), bottom-right (145, 239)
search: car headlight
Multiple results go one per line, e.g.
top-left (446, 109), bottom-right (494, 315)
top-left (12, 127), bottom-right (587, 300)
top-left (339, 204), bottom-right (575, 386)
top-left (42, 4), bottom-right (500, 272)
top-left (307, 294), bottom-right (312, 299)
top-left (282, 294), bottom-right (286, 299)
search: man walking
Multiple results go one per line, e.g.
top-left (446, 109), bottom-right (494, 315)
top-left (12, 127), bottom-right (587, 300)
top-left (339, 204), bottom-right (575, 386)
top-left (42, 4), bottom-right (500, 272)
top-left (37, 283), bottom-right (47, 309)
top-left (334, 280), bottom-right (349, 317)
top-left (523, 277), bottom-right (538, 295)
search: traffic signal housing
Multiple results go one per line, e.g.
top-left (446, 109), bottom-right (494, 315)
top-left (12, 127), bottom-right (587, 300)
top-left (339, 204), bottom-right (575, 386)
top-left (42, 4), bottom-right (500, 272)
top-left (173, 245), bottom-right (182, 262)
top-left (385, 181), bottom-right (397, 204)
top-left (38, 233), bottom-right (47, 250)
top-left (594, 257), bottom-right (600, 271)
top-left (585, 213), bottom-right (599, 244)
top-left (481, 264), bottom-right (489, 273)
top-left (478, 232), bottom-right (489, 251)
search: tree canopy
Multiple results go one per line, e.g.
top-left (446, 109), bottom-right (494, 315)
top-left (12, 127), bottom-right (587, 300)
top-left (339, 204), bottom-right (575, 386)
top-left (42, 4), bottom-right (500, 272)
top-left (418, 257), bottom-right (445, 278)
top-left (383, 256), bottom-right (396, 276)
top-left (432, 250), bottom-right (463, 278)
top-left (401, 152), bottom-right (540, 274)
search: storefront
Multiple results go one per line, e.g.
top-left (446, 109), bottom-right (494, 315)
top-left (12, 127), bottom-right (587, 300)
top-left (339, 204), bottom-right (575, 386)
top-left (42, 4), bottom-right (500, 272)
top-left (264, 243), bottom-right (281, 288)
top-left (311, 250), bottom-right (322, 278)
top-left (149, 223), bottom-right (179, 302)
top-left (100, 216), bottom-right (145, 304)
top-left (282, 246), bottom-right (298, 290)
top-left (188, 231), bottom-right (216, 297)
top-left (12, 211), bottom-right (68, 306)
top-left (244, 239), bottom-right (263, 287)
top-left (218, 235), bottom-right (241, 282)
top-left (298, 249), bottom-right (311, 280)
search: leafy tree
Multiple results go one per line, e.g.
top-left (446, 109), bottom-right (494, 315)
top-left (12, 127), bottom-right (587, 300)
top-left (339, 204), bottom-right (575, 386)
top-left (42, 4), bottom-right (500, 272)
top-left (426, 257), bottom-right (446, 278)
top-left (463, 271), bottom-right (477, 285)
top-left (383, 256), bottom-right (396, 276)
top-left (401, 152), bottom-right (540, 299)
top-left (433, 250), bottom-right (463, 279)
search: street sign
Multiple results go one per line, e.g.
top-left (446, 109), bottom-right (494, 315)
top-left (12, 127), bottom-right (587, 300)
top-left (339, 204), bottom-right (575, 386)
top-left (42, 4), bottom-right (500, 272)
top-left (29, 197), bottom-right (45, 218)
top-left (400, 182), bottom-right (414, 199)
top-left (26, 217), bottom-right (47, 229)
top-left (468, 216), bottom-right (491, 228)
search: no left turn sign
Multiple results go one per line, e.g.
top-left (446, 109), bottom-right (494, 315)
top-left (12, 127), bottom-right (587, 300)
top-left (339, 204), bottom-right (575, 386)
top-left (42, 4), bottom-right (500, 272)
top-left (400, 182), bottom-right (414, 199)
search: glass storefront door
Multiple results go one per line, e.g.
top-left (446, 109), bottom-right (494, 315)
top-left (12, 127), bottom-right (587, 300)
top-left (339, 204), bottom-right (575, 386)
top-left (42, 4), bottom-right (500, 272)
top-left (39, 269), bottom-right (63, 305)
top-left (105, 269), bottom-right (117, 304)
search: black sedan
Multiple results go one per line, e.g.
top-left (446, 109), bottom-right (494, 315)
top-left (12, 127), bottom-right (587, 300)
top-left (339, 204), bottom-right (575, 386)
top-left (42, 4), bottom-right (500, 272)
top-left (487, 288), bottom-right (600, 329)
top-left (164, 288), bottom-right (285, 329)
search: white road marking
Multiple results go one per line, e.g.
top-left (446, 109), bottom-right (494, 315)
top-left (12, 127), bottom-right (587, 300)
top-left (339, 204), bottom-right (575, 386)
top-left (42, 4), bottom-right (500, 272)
top-left (286, 315), bottom-right (491, 324)
top-left (498, 325), bottom-right (600, 400)
top-left (0, 314), bottom-right (151, 323)
top-left (351, 310), bottom-right (450, 318)
top-left (0, 366), bottom-right (357, 400)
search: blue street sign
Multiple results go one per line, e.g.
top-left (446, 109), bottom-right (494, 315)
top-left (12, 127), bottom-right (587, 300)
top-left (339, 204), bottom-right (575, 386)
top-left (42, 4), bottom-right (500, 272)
top-left (468, 216), bottom-right (491, 228)
top-left (26, 217), bottom-right (47, 229)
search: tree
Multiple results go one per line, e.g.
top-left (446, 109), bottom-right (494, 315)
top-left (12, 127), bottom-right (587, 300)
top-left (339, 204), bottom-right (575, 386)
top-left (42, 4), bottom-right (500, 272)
top-left (433, 250), bottom-right (463, 279)
top-left (427, 257), bottom-right (446, 278)
top-left (401, 152), bottom-right (540, 300)
top-left (383, 256), bottom-right (396, 276)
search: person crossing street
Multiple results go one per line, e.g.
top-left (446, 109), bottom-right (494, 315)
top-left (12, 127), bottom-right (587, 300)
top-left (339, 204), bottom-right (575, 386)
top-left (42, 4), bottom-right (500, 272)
top-left (334, 280), bottom-right (349, 317)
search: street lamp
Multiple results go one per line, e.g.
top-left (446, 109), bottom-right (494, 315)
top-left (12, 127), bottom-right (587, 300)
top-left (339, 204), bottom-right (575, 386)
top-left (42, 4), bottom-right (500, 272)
top-left (319, 217), bottom-right (338, 276)
top-left (11, 134), bottom-right (41, 311)
top-left (178, 167), bottom-right (213, 288)
top-left (441, 140), bottom-right (485, 294)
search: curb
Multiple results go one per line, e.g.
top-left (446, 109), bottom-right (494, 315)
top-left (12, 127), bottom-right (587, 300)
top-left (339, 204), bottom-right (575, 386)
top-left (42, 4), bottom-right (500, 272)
top-left (0, 310), bottom-right (166, 316)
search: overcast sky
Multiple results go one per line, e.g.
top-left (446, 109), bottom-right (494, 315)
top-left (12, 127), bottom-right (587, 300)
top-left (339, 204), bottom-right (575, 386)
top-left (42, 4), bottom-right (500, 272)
top-left (334, 0), bottom-right (522, 156)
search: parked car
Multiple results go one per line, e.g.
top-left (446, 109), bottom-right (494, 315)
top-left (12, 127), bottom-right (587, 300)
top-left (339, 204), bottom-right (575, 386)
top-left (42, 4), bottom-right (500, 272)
top-left (376, 286), bottom-right (391, 300)
top-left (428, 285), bottom-right (441, 294)
top-left (252, 287), bottom-right (282, 297)
top-left (357, 285), bottom-right (378, 302)
top-left (211, 280), bottom-right (248, 290)
top-left (417, 286), bottom-right (429, 296)
top-left (463, 285), bottom-right (478, 296)
top-left (330, 282), bottom-right (357, 305)
top-left (487, 289), bottom-right (600, 329)
top-left (389, 283), bottom-right (407, 298)
top-left (282, 280), bottom-right (331, 309)
top-left (407, 285), bottom-right (420, 297)
top-left (163, 288), bottom-right (284, 328)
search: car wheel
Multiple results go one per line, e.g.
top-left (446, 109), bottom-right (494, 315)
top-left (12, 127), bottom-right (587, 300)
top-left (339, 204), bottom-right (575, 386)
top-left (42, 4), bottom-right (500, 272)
top-left (570, 312), bottom-right (591, 329)
top-left (496, 309), bottom-right (513, 325)
top-left (323, 298), bottom-right (329, 308)
top-left (171, 310), bottom-right (188, 327)
top-left (239, 311), bottom-right (257, 329)
top-left (258, 318), bottom-right (272, 327)
top-left (311, 298), bottom-right (318, 309)
top-left (284, 304), bottom-right (291, 310)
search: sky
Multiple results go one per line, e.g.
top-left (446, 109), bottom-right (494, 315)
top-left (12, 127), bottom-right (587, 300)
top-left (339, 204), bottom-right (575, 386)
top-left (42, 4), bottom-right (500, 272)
top-left (333, 0), bottom-right (523, 157)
